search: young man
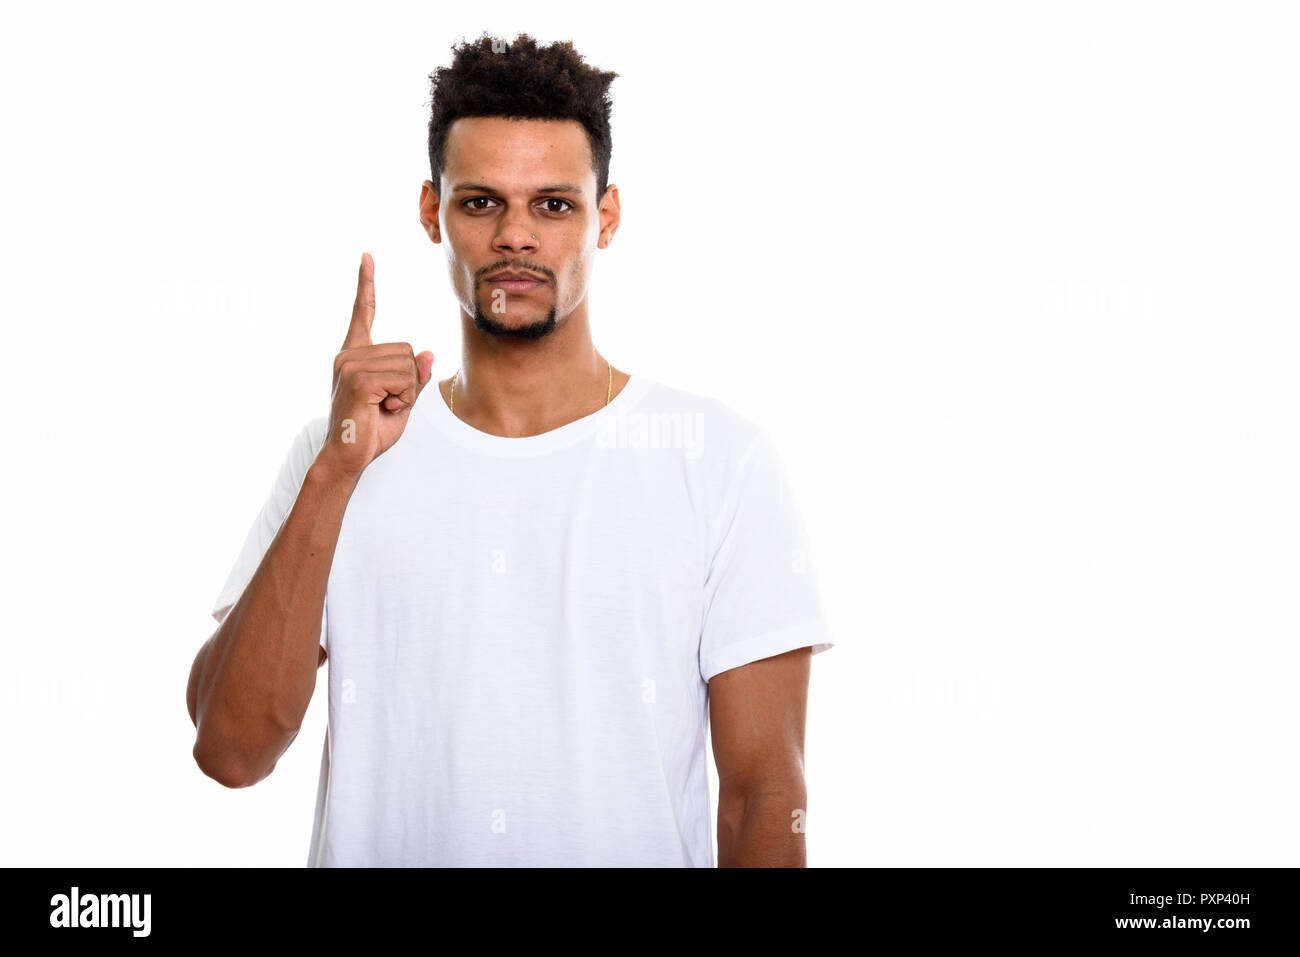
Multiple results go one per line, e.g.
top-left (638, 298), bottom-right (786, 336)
top-left (187, 33), bottom-right (833, 867)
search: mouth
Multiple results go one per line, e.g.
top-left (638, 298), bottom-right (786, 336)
top-left (486, 275), bottom-right (547, 292)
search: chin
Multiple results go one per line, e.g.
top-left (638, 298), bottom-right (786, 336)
top-left (472, 306), bottom-right (559, 341)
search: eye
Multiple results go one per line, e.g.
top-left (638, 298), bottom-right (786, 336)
top-left (460, 196), bottom-right (574, 214)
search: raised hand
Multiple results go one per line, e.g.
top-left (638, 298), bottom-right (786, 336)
top-left (319, 252), bottom-right (435, 480)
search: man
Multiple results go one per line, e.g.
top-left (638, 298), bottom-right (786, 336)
top-left (187, 32), bottom-right (833, 867)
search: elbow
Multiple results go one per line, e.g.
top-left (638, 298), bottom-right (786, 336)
top-left (192, 738), bottom-right (249, 788)
top-left (192, 737), bottom-right (268, 790)
top-left (720, 768), bottom-right (807, 805)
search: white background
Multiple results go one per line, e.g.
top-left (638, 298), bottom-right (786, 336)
top-left (1, 0), bottom-right (1295, 866)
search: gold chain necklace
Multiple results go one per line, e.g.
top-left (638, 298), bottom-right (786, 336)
top-left (450, 360), bottom-right (612, 415)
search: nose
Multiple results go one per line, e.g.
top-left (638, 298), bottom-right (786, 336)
top-left (494, 218), bottom-right (538, 253)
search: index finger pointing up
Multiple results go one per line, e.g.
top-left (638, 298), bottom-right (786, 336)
top-left (343, 252), bottom-right (376, 349)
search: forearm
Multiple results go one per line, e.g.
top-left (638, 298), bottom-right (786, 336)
top-left (717, 779), bottom-right (808, 867)
top-left (192, 457), bottom-right (356, 786)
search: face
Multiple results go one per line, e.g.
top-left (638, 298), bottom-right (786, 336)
top-left (419, 116), bottom-right (620, 340)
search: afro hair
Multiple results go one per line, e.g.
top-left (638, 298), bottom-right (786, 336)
top-left (426, 32), bottom-right (619, 201)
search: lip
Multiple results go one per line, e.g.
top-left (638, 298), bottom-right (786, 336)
top-left (486, 271), bottom-right (547, 283)
top-left (487, 278), bottom-right (545, 292)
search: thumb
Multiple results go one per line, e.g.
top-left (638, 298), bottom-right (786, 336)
top-left (413, 351), bottom-right (435, 398)
top-left (381, 351), bottom-right (434, 414)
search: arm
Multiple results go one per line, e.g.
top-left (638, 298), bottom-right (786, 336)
top-left (189, 251), bottom-right (434, 788)
top-left (709, 646), bottom-right (811, 867)
top-left (189, 460), bottom-right (358, 787)
top-left (188, 632), bottom-right (327, 731)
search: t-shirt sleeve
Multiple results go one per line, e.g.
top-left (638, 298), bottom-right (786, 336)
top-left (210, 417), bottom-right (330, 652)
top-left (699, 427), bottom-right (834, 683)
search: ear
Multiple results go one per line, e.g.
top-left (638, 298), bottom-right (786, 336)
top-left (597, 183), bottom-right (620, 249)
top-left (419, 180), bottom-right (441, 243)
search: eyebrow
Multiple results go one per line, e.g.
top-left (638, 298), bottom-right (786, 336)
top-left (451, 182), bottom-right (584, 196)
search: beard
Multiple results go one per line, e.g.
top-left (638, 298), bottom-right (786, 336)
top-left (471, 300), bottom-right (558, 341)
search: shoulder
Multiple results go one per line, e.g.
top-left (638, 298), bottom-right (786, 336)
top-left (270, 414), bottom-right (331, 484)
top-left (302, 414), bottom-right (330, 451)
top-left (628, 375), bottom-right (768, 462)
top-left (289, 415), bottom-right (331, 461)
top-left (625, 375), bottom-right (774, 500)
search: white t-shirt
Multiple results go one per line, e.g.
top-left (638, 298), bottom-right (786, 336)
top-left (211, 373), bottom-right (833, 866)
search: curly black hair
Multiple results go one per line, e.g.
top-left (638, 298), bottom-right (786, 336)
top-left (426, 32), bottom-right (618, 202)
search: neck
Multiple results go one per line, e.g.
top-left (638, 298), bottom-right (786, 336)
top-left (444, 307), bottom-right (619, 437)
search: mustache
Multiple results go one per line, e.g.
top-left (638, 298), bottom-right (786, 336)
top-left (479, 263), bottom-right (553, 281)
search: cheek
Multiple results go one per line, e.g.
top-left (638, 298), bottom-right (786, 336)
top-left (565, 247), bottom-right (592, 284)
top-left (442, 239), bottom-right (474, 281)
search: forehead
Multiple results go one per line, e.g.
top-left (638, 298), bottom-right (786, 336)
top-left (443, 116), bottom-right (594, 192)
